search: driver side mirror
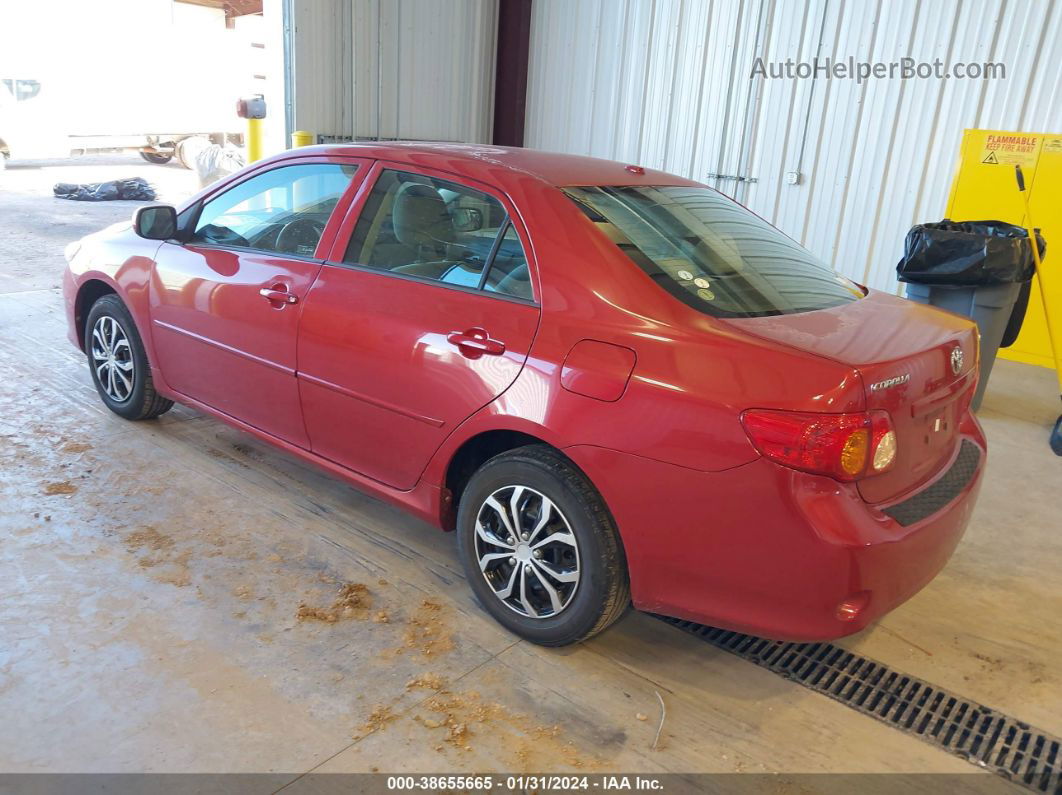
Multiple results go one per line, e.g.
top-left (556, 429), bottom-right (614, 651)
top-left (133, 205), bottom-right (178, 240)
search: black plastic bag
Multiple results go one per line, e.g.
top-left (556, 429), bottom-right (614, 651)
top-left (53, 177), bottom-right (156, 202)
top-left (896, 219), bottom-right (1045, 286)
top-left (1000, 279), bottom-right (1032, 348)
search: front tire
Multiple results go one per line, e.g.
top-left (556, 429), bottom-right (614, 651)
top-left (456, 445), bottom-right (630, 646)
top-left (85, 294), bottom-right (173, 420)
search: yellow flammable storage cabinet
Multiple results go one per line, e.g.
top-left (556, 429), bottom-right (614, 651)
top-left (947, 129), bottom-right (1062, 370)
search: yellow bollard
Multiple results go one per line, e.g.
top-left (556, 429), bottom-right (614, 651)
top-left (291, 130), bottom-right (315, 148)
top-left (246, 117), bottom-right (264, 163)
top-left (236, 95), bottom-right (266, 162)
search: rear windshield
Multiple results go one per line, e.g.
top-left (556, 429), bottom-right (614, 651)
top-left (564, 186), bottom-right (863, 318)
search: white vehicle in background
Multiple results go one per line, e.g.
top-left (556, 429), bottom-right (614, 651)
top-left (0, 76), bottom-right (242, 169)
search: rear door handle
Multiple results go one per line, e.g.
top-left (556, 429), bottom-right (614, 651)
top-left (259, 285), bottom-right (298, 305)
top-left (447, 327), bottom-right (505, 358)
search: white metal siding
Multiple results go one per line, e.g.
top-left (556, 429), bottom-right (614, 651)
top-left (291, 0), bottom-right (353, 138)
top-left (526, 0), bottom-right (1062, 293)
top-left (352, 0), bottom-right (497, 142)
top-left (291, 0), bottom-right (497, 143)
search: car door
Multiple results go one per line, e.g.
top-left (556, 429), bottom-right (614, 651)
top-left (296, 163), bottom-right (541, 489)
top-left (149, 157), bottom-right (368, 446)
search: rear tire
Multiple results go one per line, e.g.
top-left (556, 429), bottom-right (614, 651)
top-left (456, 445), bottom-right (630, 646)
top-left (139, 150), bottom-right (173, 165)
top-left (85, 294), bottom-right (173, 421)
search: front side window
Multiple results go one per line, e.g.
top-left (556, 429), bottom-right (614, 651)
top-left (565, 186), bottom-right (863, 318)
top-left (343, 169), bottom-right (532, 300)
top-left (191, 163), bottom-right (357, 256)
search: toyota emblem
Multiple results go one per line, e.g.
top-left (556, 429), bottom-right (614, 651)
top-left (950, 346), bottom-right (964, 375)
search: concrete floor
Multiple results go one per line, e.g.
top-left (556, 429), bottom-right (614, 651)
top-left (1, 156), bottom-right (1059, 783)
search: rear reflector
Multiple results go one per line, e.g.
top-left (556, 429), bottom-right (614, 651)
top-left (836, 591), bottom-right (871, 622)
top-left (741, 409), bottom-right (897, 481)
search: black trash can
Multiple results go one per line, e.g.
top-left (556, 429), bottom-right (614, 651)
top-left (898, 220), bottom-right (1044, 410)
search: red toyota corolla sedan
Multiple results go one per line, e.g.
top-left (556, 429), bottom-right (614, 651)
top-left (63, 143), bottom-right (986, 646)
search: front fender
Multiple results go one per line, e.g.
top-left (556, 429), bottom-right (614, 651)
top-left (65, 225), bottom-right (163, 370)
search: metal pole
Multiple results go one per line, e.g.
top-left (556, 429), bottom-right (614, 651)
top-left (1015, 164), bottom-right (1062, 454)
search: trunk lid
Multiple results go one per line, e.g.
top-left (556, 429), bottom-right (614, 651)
top-left (727, 289), bottom-right (978, 503)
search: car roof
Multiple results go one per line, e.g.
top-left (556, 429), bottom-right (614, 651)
top-left (263, 141), bottom-right (703, 189)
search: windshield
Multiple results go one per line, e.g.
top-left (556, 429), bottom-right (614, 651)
top-left (565, 186), bottom-right (864, 318)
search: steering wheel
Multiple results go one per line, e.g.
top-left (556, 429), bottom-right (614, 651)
top-left (276, 217), bottom-right (325, 255)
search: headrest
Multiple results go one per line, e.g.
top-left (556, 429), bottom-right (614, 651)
top-left (392, 183), bottom-right (454, 250)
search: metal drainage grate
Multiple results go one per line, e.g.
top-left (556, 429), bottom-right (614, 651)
top-left (658, 617), bottom-right (1061, 793)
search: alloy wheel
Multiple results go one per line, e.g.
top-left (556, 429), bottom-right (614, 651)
top-left (90, 315), bottom-right (135, 403)
top-left (474, 485), bottom-right (580, 618)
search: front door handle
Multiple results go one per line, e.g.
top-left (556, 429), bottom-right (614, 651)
top-left (259, 285), bottom-right (298, 305)
top-left (447, 327), bottom-right (505, 358)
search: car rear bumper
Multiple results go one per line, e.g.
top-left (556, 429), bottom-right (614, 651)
top-left (564, 414), bottom-right (985, 641)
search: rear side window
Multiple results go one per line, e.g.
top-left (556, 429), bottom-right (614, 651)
top-left (343, 169), bottom-right (533, 300)
top-left (483, 223), bottom-right (532, 300)
top-left (191, 163), bottom-right (357, 256)
top-left (565, 186), bottom-right (863, 318)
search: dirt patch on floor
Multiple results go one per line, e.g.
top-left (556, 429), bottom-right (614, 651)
top-left (351, 670), bottom-right (594, 768)
top-left (406, 673), bottom-right (447, 691)
top-left (389, 598), bottom-right (454, 659)
top-left (122, 526), bottom-right (191, 587)
top-left (296, 582), bottom-right (373, 623)
top-left (963, 650), bottom-right (1048, 689)
top-left (124, 526), bottom-right (175, 553)
top-left (971, 652), bottom-right (1004, 675)
top-left (413, 689), bottom-right (594, 769)
top-left (43, 480), bottom-right (78, 495)
top-left (152, 555), bottom-right (192, 588)
top-left (352, 703), bottom-right (397, 740)
top-left (59, 441), bottom-right (93, 454)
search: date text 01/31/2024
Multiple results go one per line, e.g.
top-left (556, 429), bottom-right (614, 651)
top-left (385, 775), bottom-right (665, 790)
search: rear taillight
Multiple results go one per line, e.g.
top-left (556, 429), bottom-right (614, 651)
top-left (741, 409), bottom-right (897, 481)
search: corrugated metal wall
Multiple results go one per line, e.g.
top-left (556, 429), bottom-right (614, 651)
top-left (352, 0), bottom-right (497, 141)
top-left (291, 0), bottom-right (353, 138)
top-left (526, 0), bottom-right (1062, 293)
top-left (291, 0), bottom-right (497, 143)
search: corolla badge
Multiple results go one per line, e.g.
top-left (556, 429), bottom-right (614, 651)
top-left (869, 373), bottom-right (910, 391)
top-left (950, 346), bottom-right (964, 375)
